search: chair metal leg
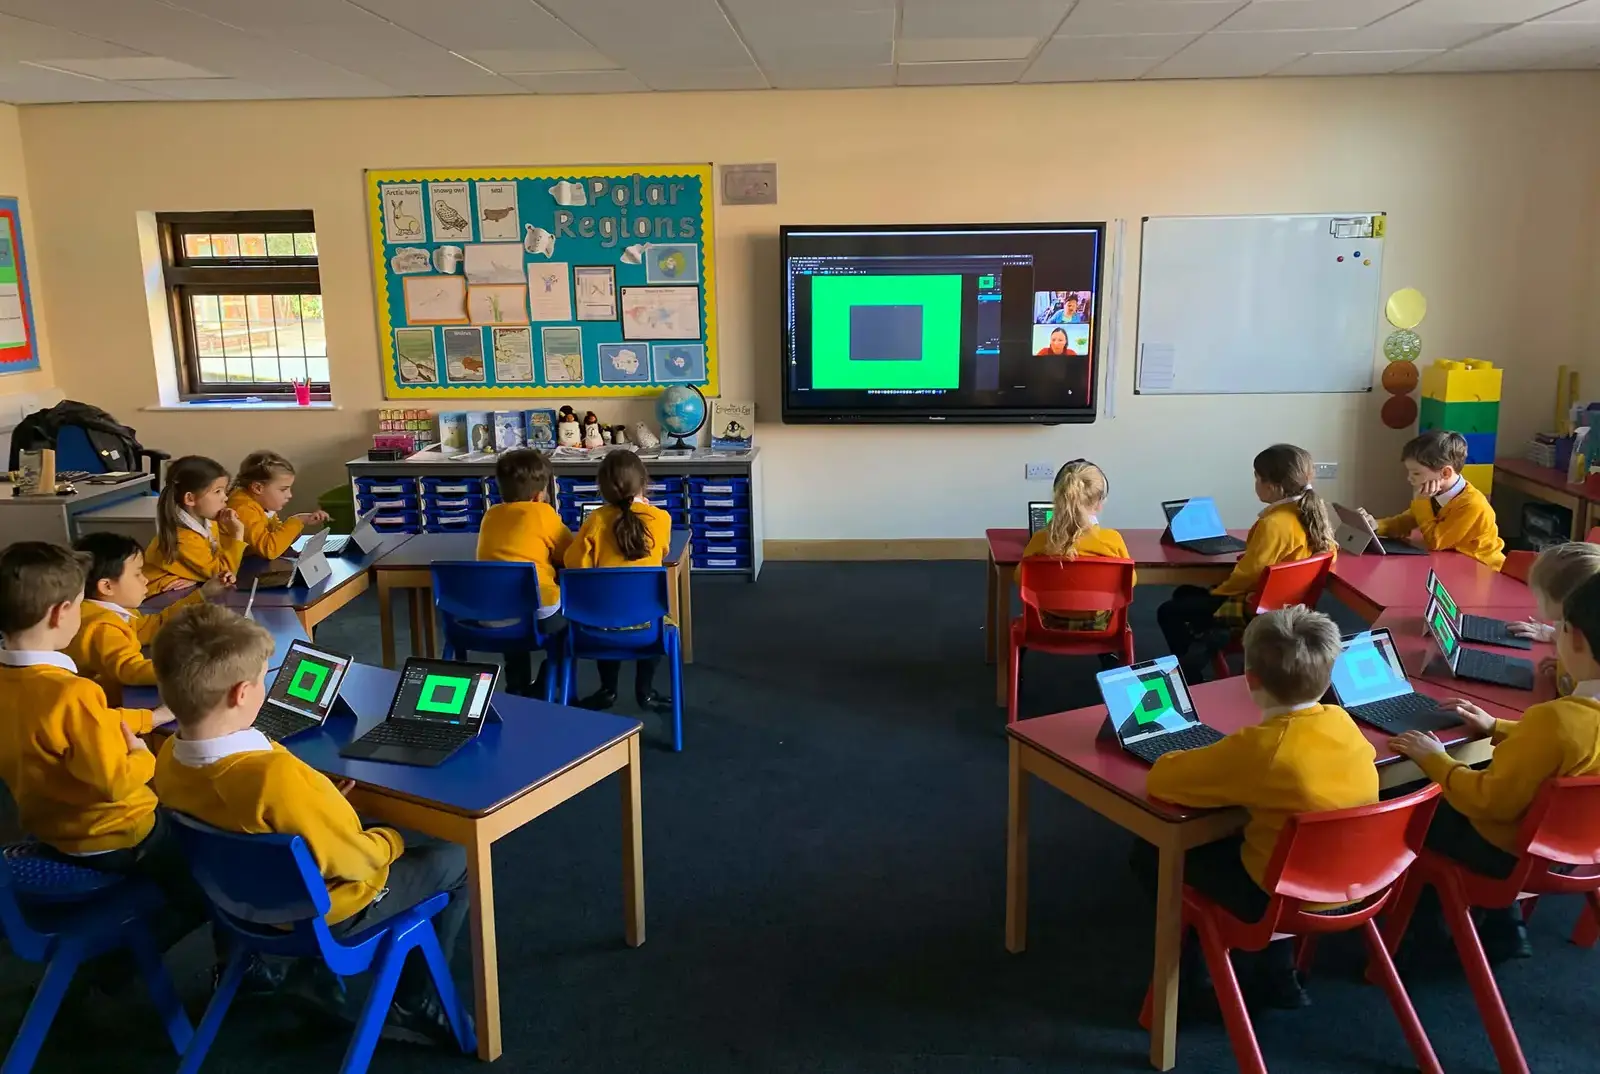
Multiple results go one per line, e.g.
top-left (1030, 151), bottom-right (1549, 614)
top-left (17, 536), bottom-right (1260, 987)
top-left (1, 942), bottom-right (83, 1074)
top-left (340, 938), bottom-right (407, 1074)
top-left (1196, 916), bottom-right (1267, 1074)
top-left (415, 927), bottom-right (475, 1054)
top-left (1572, 892), bottom-right (1600, 948)
top-left (126, 924), bottom-right (193, 1054)
top-left (1438, 876), bottom-right (1530, 1074)
top-left (669, 632), bottom-right (684, 752)
top-left (177, 947), bottom-right (249, 1074)
top-left (1361, 920), bottom-right (1443, 1074)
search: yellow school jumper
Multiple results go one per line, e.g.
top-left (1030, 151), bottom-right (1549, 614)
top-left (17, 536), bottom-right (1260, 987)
top-left (1376, 478), bottom-right (1505, 571)
top-left (1148, 702), bottom-right (1378, 893)
top-left (66, 592), bottom-right (204, 702)
top-left (565, 503), bottom-right (673, 569)
top-left (226, 490), bottom-right (303, 561)
top-left (154, 731), bottom-right (404, 924)
top-left (0, 651), bottom-right (158, 854)
top-left (477, 500), bottom-right (574, 609)
top-left (144, 514), bottom-right (246, 595)
top-left (1209, 500), bottom-right (1333, 626)
top-left (1020, 525), bottom-right (1135, 629)
top-left (1416, 689), bottom-right (1600, 853)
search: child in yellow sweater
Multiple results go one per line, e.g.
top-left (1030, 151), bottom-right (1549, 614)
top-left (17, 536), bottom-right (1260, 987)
top-left (1361, 430), bottom-right (1504, 570)
top-left (477, 448), bottom-right (572, 696)
top-left (1019, 459), bottom-right (1132, 630)
top-left (1508, 541), bottom-right (1600, 696)
top-left (1391, 571), bottom-right (1600, 961)
top-left (1137, 606), bottom-right (1377, 1008)
top-left (1157, 444), bottom-right (1337, 681)
top-left (151, 603), bottom-right (470, 1046)
top-left (67, 531), bottom-right (224, 704)
top-left (227, 450), bottom-right (330, 561)
top-left (564, 449), bottom-right (673, 713)
top-left (143, 455), bottom-right (246, 595)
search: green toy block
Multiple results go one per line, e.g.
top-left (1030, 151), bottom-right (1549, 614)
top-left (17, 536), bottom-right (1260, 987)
top-left (1418, 396), bottom-right (1499, 436)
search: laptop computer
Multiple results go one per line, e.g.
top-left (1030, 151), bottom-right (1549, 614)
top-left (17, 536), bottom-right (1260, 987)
top-left (1028, 502), bottom-right (1053, 535)
top-left (1328, 629), bottom-right (1459, 734)
top-left (322, 508), bottom-right (383, 557)
top-left (253, 640), bottom-right (353, 742)
top-left (1095, 656), bottom-right (1227, 765)
top-left (1160, 497), bottom-right (1249, 556)
top-left (1425, 600), bottom-right (1535, 690)
top-left (339, 657), bottom-right (501, 767)
top-left (1425, 569), bottom-right (1531, 649)
top-left (256, 529), bottom-right (333, 589)
top-left (1331, 503), bottom-right (1428, 557)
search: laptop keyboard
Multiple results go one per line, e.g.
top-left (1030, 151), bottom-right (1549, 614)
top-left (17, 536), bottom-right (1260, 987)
top-left (1457, 648), bottom-right (1534, 689)
top-left (1126, 724), bottom-right (1226, 764)
top-left (1349, 693), bottom-right (1457, 734)
top-left (361, 720), bottom-right (470, 751)
top-left (1182, 535), bottom-right (1248, 556)
top-left (255, 708), bottom-right (316, 742)
top-left (1461, 614), bottom-right (1532, 649)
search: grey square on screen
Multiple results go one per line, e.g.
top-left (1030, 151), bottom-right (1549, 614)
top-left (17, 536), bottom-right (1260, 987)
top-left (849, 304), bottom-right (923, 361)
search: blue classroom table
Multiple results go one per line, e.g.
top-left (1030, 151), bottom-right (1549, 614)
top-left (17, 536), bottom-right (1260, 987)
top-left (120, 606), bottom-right (310, 710)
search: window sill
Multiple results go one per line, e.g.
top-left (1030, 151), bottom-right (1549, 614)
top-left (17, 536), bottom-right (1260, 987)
top-left (142, 401), bottom-right (342, 412)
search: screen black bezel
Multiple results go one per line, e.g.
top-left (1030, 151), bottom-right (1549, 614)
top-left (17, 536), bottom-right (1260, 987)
top-left (265, 640), bottom-right (353, 723)
top-left (779, 221), bottom-right (1106, 425)
top-left (385, 657), bottom-right (501, 733)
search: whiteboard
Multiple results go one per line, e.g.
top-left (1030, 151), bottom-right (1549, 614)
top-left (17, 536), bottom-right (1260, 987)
top-left (1135, 213), bottom-right (1384, 395)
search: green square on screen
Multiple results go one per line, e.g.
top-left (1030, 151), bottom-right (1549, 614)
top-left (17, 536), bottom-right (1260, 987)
top-left (809, 274), bottom-right (963, 390)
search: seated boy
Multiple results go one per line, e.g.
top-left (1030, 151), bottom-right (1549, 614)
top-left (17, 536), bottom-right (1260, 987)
top-left (151, 603), bottom-right (472, 1046)
top-left (0, 542), bottom-right (197, 940)
top-left (1361, 430), bottom-right (1505, 570)
top-left (67, 531), bottom-right (225, 704)
top-left (1390, 571), bottom-right (1600, 960)
top-left (1135, 606), bottom-right (1378, 1008)
top-left (476, 448), bottom-right (571, 696)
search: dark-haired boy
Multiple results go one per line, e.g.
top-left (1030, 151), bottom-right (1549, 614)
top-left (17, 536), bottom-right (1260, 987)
top-left (1361, 430), bottom-right (1505, 570)
top-left (476, 448), bottom-right (571, 696)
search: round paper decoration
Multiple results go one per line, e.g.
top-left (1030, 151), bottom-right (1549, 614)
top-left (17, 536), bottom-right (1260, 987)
top-left (1381, 394), bottom-right (1418, 430)
top-left (1383, 329), bottom-right (1421, 364)
top-left (1385, 288), bottom-right (1427, 330)
top-left (1381, 360), bottom-right (1419, 395)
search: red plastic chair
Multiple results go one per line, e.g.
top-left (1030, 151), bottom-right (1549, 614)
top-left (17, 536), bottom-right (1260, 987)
top-left (1139, 784), bottom-right (1443, 1074)
top-left (1501, 551), bottom-right (1534, 583)
top-left (1008, 557), bottom-right (1136, 725)
top-left (1588, 526), bottom-right (1600, 544)
top-left (1381, 777), bottom-right (1600, 1074)
top-left (1212, 552), bottom-right (1336, 678)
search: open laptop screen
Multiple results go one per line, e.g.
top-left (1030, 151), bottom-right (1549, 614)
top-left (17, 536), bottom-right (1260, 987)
top-left (1330, 630), bottom-right (1412, 706)
top-left (1028, 502), bottom-right (1053, 534)
top-left (1425, 570), bottom-right (1459, 623)
top-left (1163, 497), bottom-right (1227, 543)
top-left (387, 658), bottom-right (499, 732)
top-left (265, 641), bottom-right (352, 724)
top-left (1425, 601), bottom-right (1461, 667)
top-left (1096, 656), bottom-right (1201, 746)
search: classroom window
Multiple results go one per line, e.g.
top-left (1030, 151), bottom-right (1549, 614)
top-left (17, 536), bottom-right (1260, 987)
top-left (158, 211), bottom-right (329, 399)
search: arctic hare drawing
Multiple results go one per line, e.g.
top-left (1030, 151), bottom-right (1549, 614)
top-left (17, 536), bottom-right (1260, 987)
top-left (390, 198), bottom-right (420, 237)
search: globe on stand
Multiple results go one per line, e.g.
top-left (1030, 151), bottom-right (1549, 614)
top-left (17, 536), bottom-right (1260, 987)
top-left (655, 384), bottom-right (707, 450)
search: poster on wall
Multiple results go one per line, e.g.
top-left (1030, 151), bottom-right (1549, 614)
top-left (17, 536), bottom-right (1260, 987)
top-left (0, 196), bottom-right (41, 375)
top-left (366, 164), bottom-right (718, 399)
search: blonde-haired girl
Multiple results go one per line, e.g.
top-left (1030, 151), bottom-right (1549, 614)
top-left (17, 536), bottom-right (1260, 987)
top-left (1019, 459), bottom-right (1133, 630)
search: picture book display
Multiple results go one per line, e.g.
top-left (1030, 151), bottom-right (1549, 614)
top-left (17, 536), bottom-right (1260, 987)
top-left (0, 196), bottom-right (41, 375)
top-left (367, 165), bottom-right (718, 399)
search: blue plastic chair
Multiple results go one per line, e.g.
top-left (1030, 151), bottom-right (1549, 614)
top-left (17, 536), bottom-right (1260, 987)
top-left (53, 425), bottom-right (166, 491)
top-left (168, 814), bottom-right (473, 1074)
top-left (431, 560), bottom-right (561, 701)
top-left (559, 566), bottom-right (684, 751)
top-left (0, 842), bottom-right (193, 1074)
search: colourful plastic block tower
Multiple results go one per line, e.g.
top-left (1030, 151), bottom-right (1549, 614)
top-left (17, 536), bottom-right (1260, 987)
top-left (1417, 359), bottom-right (1501, 495)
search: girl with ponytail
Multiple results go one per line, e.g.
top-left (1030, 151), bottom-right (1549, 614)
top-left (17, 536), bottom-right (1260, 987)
top-left (1020, 460), bottom-right (1133, 630)
top-left (1156, 443), bottom-right (1335, 681)
top-left (144, 455), bottom-right (246, 595)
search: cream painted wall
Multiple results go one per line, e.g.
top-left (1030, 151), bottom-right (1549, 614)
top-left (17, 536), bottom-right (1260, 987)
top-left (0, 103), bottom-right (54, 397)
top-left (14, 74), bottom-right (1600, 537)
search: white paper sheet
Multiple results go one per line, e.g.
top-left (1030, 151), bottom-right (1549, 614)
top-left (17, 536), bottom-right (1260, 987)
top-left (527, 262), bottom-right (573, 322)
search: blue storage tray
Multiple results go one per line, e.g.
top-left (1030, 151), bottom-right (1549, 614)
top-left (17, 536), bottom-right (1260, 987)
top-left (355, 477), bottom-right (419, 496)
top-left (422, 477), bottom-right (485, 496)
top-left (424, 495), bottom-right (487, 513)
top-left (689, 477), bottom-right (750, 497)
top-left (358, 494), bottom-right (420, 513)
top-left (692, 525), bottom-right (750, 542)
top-left (694, 542), bottom-right (747, 557)
top-left (692, 554), bottom-right (751, 571)
top-left (426, 514), bottom-right (479, 532)
top-left (690, 494), bottom-right (749, 510)
top-left (690, 508), bottom-right (751, 527)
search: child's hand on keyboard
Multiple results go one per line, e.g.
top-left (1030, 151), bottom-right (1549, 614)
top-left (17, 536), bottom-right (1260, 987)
top-left (334, 779), bottom-right (356, 797)
top-left (1438, 698), bottom-right (1494, 735)
top-left (1507, 618), bottom-right (1554, 642)
top-left (1388, 730), bottom-right (1445, 761)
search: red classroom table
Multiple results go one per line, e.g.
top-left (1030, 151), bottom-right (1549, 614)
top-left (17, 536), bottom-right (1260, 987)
top-left (1373, 606), bottom-right (1556, 712)
top-left (1005, 673), bottom-right (1522, 1072)
top-left (1328, 550), bottom-right (1535, 622)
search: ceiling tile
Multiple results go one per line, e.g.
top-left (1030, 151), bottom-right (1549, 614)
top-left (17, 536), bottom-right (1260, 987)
top-left (895, 59), bottom-right (1031, 84)
top-left (120, 77), bottom-right (295, 98)
top-left (36, 56), bottom-right (220, 79)
top-left (347, 0), bottom-right (595, 52)
top-left (1022, 53), bottom-right (1165, 80)
top-left (503, 70), bottom-right (648, 93)
top-left (765, 65), bottom-right (897, 88)
top-left (1333, 20), bottom-right (1505, 50)
top-left (1535, 0), bottom-right (1600, 19)
top-left (1378, 0), bottom-right (1578, 24)
top-left (1469, 21), bottom-right (1600, 50)
top-left (898, 0), bottom-right (1075, 38)
top-left (1406, 44), bottom-right (1600, 71)
top-left (0, 61), bottom-right (163, 101)
top-left (1272, 48), bottom-right (1445, 74)
top-left (1218, 0), bottom-right (1412, 32)
top-left (539, 0), bottom-right (757, 68)
top-left (1061, 1), bottom-right (1247, 36)
top-left (0, 13), bottom-right (147, 63)
top-left (749, 39), bottom-right (895, 70)
top-left (1146, 27), bottom-right (1352, 77)
top-left (1037, 32), bottom-right (1200, 61)
top-left (895, 37), bottom-right (1041, 63)
top-left (635, 66), bottom-right (769, 91)
top-left (461, 49), bottom-right (617, 74)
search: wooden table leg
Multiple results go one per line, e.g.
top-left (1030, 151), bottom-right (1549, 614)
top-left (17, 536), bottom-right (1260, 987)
top-left (422, 596), bottom-right (438, 658)
top-left (377, 574), bottom-right (397, 668)
top-left (1148, 838), bottom-right (1186, 1071)
top-left (466, 832), bottom-right (501, 1062)
top-left (666, 562), bottom-right (684, 665)
top-left (621, 733), bottom-right (645, 947)
top-left (405, 590), bottom-right (424, 659)
top-left (1005, 739), bottom-right (1030, 954)
top-left (678, 561), bottom-right (694, 666)
top-left (985, 554), bottom-right (999, 664)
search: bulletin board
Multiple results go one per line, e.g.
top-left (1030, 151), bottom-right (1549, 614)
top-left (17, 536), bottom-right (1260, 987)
top-left (366, 164), bottom-right (718, 399)
top-left (0, 196), bottom-right (42, 375)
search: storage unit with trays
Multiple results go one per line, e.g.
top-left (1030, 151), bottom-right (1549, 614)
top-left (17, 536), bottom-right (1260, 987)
top-left (345, 448), bottom-right (763, 578)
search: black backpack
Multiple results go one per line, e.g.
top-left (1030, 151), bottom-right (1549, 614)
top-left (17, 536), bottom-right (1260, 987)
top-left (6, 400), bottom-right (162, 473)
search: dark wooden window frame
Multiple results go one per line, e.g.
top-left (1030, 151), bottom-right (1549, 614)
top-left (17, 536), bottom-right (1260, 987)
top-left (157, 210), bottom-right (329, 400)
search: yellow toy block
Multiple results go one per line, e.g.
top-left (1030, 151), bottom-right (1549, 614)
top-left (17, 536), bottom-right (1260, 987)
top-left (1462, 463), bottom-right (1493, 496)
top-left (1420, 359), bottom-right (1502, 404)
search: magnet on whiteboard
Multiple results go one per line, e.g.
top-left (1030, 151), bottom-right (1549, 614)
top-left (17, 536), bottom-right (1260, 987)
top-left (1337, 256), bottom-right (1344, 262)
top-left (1364, 259), bottom-right (1372, 266)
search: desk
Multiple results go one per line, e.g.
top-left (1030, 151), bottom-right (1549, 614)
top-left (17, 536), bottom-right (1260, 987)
top-left (1005, 675), bottom-right (1521, 1071)
top-left (1493, 458), bottom-right (1594, 540)
top-left (370, 530), bottom-right (695, 669)
top-left (293, 662), bottom-right (645, 1062)
top-left (75, 492), bottom-right (158, 545)
top-left (121, 607), bottom-right (313, 709)
top-left (0, 474), bottom-right (152, 546)
top-left (984, 528), bottom-right (1248, 706)
top-left (233, 534), bottom-right (412, 636)
top-left (1374, 606), bottom-right (1555, 713)
top-left (1329, 549), bottom-right (1535, 623)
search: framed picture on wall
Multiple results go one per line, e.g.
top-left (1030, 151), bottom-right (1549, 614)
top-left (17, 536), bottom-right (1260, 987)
top-left (0, 196), bottom-right (42, 375)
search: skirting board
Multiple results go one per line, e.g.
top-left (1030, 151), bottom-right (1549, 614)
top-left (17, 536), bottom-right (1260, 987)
top-left (764, 538), bottom-right (989, 561)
